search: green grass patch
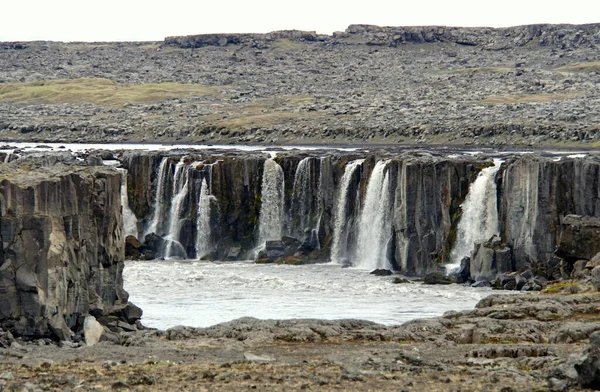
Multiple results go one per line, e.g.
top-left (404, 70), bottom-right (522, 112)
top-left (556, 61), bottom-right (600, 72)
top-left (0, 78), bottom-right (224, 106)
top-left (541, 281), bottom-right (580, 294)
top-left (269, 39), bottom-right (310, 51)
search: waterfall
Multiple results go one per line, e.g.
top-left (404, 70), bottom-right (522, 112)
top-left (448, 159), bottom-right (503, 271)
top-left (257, 158), bottom-right (285, 246)
top-left (331, 159), bottom-right (364, 264)
top-left (117, 168), bottom-right (138, 238)
top-left (196, 178), bottom-right (215, 259)
top-left (145, 157), bottom-right (171, 237)
top-left (164, 158), bottom-right (191, 259)
top-left (354, 160), bottom-right (393, 270)
top-left (288, 157), bottom-right (319, 242)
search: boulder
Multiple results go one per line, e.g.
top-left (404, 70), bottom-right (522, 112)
top-left (423, 272), bottom-right (455, 285)
top-left (575, 331), bottom-right (600, 388)
top-left (125, 235), bottom-right (143, 259)
top-left (83, 315), bottom-right (104, 346)
top-left (470, 238), bottom-right (513, 282)
top-left (265, 240), bottom-right (285, 260)
top-left (591, 267), bottom-right (600, 292)
top-left (143, 233), bottom-right (166, 259)
top-left (370, 269), bottom-right (393, 276)
top-left (556, 215), bottom-right (600, 261)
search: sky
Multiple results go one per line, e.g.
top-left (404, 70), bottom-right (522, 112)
top-left (3, 0), bottom-right (600, 42)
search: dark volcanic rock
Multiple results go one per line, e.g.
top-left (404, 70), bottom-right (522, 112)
top-left (556, 215), bottom-right (600, 261)
top-left (0, 164), bottom-right (128, 340)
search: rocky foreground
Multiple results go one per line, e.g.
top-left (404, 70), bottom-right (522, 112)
top-left (1, 24), bottom-right (600, 146)
top-left (2, 290), bottom-right (600, 391)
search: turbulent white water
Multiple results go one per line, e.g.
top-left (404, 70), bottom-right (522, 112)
top-left (196, 178), bottom-right (215, 259)
top-left (448, 159), bottom-right (503, 271)
top-left (331, 159), bottom-right (364, 264)
top-left (257, 158), bottom-right (285, 246)
top-left (117, 168), bottom-right (138, 238)
top-left (355, 160), bottom-right (393, 270)
top-left (124, 261), bottom-right (497, 330)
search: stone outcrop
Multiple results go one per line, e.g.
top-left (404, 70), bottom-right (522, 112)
top-left (165, 24), bottom-right (600, 50)
top-left (469, 237), bottom-right (513, 282)
top-left (0, 162), bottom-right (135, 340)
top-left (165, 29), bottom-right (323, 49)
top-left (556, 215), bottom-right (600, 262)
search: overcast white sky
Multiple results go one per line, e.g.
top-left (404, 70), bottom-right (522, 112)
top-left (3, 0), bottom-right (600, 42)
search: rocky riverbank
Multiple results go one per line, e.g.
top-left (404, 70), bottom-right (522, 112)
top-left (2, 288), bottom-right (600, 391)
top-left (1, 23), bottom-right (600, 147)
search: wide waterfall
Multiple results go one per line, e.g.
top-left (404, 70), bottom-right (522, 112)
top-left (448, 159), bottom-right (503, 271)
top-left (354, 160), bottom-right (393, 270)
top-left (196, 178), bottom-right (215, 259)
top-left (257, 158), bottom-right (285, 247)
top-left (145, 157), bottom-right (171, 238)
top-left (331, 159), bottom-right (364, 264)
top-left (164, 158), bottom-right (191, 258)
top-left (117, 168), bottom-right (138, 238)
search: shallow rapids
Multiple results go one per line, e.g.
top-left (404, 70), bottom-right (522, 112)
top-left (124, 260), bottom-right (496, 330)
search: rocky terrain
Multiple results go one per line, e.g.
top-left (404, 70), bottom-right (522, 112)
top-left (2, 290), bottom-right (600, 391)
top-left (2, 22), bottom-right (600, 391)
top-left (0, 24), bottom-right (600, 146)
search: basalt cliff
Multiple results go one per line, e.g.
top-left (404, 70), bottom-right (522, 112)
top-left (120, 149), bottom-right (600, 284)
top-left (0, 155), bottom-right (141, 341)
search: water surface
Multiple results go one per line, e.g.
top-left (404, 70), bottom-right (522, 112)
top-left (124, 260), bottom-right (496, 330)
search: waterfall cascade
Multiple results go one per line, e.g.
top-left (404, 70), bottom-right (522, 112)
top-left (196, 177), bottom-right (216, 259)
top-left (331, 159), bottom-right (364, 264)
top-left (145, 157), bottom-right (171, 238)
top-left (354, 160), bottom-right (393, 270)
top-left (164, 158), bottom-right (192, 259)
top-left (447, 159), bottom-right (503, 272)
top-left (117, 168), bottom-right (138, 238)
top-left (287, 157), bottom-right (325, 248)
top-left (257, 158), bottom-right (285, 247)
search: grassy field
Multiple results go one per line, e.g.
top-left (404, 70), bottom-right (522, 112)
top-left (0, 78), bottom-right (224, 106)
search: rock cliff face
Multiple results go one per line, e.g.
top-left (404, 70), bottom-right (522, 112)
top-left (500, 155), bottom-right (600, 271)
top-left (123, 150), bottom-right (600, 281)
top-left (123, 150), bottom-right (479, 274)
top-left (0, 164), bottom-right (128, 340)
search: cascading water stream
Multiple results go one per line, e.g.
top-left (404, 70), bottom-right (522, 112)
top-left (196, 177), bottom-right (216, 259)
top-left (331, 159), bottom-right (364, 264)
top-left (117, 168), bottom-right (138, 238)
top-left (257, 158), bottom-right (285, 248)
top-left (145, 157), bottom-right (171, 237)
top-left (164, 158), bottom-right (191, 258)
top-left (289, 157), bottom-right (314, 237)
top-left (354, 160), bottom-right (392, 270)
top-left (447, 158), bottom-right (503, 272)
